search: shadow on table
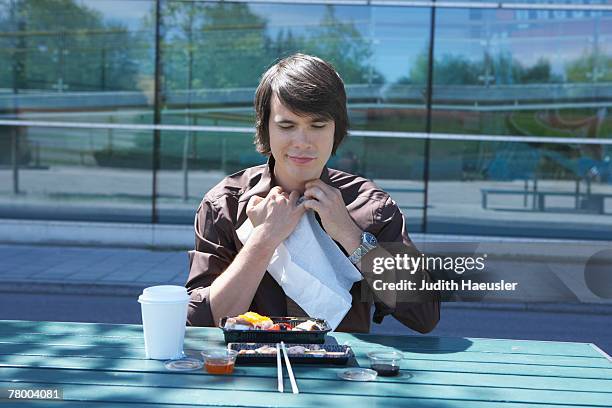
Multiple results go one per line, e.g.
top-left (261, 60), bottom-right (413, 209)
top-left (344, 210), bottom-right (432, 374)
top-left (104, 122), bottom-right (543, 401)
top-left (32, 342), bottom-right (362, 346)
top-left (340, 334), bottom-right (473, 355)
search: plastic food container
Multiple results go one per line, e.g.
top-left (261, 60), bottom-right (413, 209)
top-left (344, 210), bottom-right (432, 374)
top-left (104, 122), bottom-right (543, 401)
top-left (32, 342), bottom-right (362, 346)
top-left (219, 316), bottom-right (331, 344)
top-left (367, 350), bottom-right (403, 377)
top-left (201, 349), bottom-right (238, 375)
top-left (228, 343), bottom-right (354, 365)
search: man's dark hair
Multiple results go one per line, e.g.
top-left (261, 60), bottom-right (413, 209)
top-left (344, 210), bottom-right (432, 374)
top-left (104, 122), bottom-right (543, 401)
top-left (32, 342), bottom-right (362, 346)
top-left (254, 53), bottom-right (349, 155)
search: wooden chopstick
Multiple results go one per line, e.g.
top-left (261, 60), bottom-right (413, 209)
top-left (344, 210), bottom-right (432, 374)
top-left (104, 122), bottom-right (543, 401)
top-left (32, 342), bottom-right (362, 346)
top-left (276, 343), bottom-right (283, 393)
top-left (280, 341), bottom-right (299, 394)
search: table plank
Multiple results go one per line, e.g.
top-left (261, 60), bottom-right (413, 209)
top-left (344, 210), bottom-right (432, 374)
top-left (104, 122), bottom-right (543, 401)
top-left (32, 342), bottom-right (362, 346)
top-left (3, 364), bottom-right (612, 395)
top-left (1, 381), bottom-right (596, 408)
top-left (5, 404), bottom-right (237, 408)
top-left (0, 403), bottom-right (212, 408)
top-left (2, 358), bottom-right (611, 394)
top-left (1, 353), bottom-right (610, 380)
top-left (0, 320), bottom-right (603, 359)
top-left (2, 376), bottom-right (611, 407)
top-left (2, 359), bottom-right (611, 394)
top-left (0, 341), bottom-right (609, 369)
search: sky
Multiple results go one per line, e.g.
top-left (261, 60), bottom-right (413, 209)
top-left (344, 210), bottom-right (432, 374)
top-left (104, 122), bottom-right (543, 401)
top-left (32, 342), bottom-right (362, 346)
top-left (76, 0), bottom-right (611, 84)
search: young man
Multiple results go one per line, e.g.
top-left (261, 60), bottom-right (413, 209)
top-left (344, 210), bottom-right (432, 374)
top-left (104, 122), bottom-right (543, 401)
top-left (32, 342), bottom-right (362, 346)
top-left (186, 54), bottom-right (440, 333)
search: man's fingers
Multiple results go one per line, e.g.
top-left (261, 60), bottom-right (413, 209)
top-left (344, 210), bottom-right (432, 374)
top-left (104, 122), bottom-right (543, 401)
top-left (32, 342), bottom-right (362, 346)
top-left (268, 186), bottom-right (284, 197)
top-left (304, 186), bottom-right (327, 202)
top-left (295, 201), bottom-right (307, 217)
top-left (288, 190), bottom-right (300, 206)
top-left (305, 179), bottom-right (334, 194)
top-left (247, 195), bottom-right (264, 211)
top-left (303, 198), bottom-right (323, 214)
top-left (305, 180), bottom-right (343, 200)
top-left (305, 179), bottom-right (324, 188)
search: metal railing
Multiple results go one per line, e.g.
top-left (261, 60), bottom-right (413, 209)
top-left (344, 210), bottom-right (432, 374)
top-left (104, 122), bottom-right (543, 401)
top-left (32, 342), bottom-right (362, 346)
top-left (194, 0), bottom-right (612, 12)
top-left (1, 119), bottom-right (611, 145)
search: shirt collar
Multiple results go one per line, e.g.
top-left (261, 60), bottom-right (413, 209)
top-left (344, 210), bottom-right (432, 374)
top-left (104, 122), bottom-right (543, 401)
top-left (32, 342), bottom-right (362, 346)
top-left (238, 155), bottom-right (332, 205)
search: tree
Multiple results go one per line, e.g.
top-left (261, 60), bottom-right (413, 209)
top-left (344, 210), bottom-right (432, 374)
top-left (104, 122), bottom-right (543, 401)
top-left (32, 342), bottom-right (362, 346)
top-left (0, 0), bottom-right (140, 92)
top-left (397, 50), bottom-right (483, 86)
top-left (566, 48), bottom-right (612, 83)
top-left (398, 50), bottom-right (559, 87)
top-left (303, 5), bottom-right (383, 85)
top-left (518, 58), bottom-right (558, 84)
top-left (162, 2), bottom-right (271, 91)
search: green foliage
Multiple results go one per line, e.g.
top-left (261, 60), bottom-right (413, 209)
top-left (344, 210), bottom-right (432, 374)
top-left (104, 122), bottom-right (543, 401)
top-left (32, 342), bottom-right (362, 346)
top-left (519, 58), bottom-right (558, 84)
top-left (566, 48), bottom-right (612, 83)
top-left (302, 6), bottom-right (384, 84)
top-left (162, 2), bottom-right (271, 90)
top-left (400, 50), bottom-right (482, 86)
top-left (399, 50), bottom-right (560, 86)
top-left (149, 3), bottom-right (384, 167)
top-left (0, 0), bottom-right (143, 91)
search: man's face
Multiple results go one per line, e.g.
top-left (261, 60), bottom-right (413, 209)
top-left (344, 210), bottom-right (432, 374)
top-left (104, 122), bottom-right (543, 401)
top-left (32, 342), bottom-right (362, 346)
top-left (268, 93), bottom-right (334, 190)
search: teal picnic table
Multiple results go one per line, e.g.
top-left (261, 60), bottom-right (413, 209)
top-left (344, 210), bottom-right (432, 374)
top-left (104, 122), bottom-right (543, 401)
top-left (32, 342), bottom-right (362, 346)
top-left (0, 319), bottom-right (610, 407)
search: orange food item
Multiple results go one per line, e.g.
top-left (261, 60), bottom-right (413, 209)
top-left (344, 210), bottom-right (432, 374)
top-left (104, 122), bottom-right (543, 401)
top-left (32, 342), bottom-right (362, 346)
top-left (237, 312), bottom-right (273, 328)
top-left (205, 361), bottom-right (235, 375)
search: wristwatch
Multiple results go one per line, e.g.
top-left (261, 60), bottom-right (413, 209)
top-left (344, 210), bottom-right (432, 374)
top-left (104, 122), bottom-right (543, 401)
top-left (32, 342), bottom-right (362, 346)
top-left (348, 231), bottom-right (378, 265)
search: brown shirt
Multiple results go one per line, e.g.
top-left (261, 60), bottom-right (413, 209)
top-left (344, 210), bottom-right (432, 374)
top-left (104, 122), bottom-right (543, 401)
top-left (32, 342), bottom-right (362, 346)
top-left (186, 157), bottom-right (440, 333)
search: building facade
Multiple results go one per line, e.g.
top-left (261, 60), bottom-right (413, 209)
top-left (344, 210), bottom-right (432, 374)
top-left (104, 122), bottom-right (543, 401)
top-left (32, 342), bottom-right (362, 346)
top-left (0, 0), bottom-right (611, 239)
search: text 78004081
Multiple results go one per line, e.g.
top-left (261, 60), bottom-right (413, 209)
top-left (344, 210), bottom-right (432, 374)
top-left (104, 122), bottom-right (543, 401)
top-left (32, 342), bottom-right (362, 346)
top-left (2, 387), bottom-right (64, 400)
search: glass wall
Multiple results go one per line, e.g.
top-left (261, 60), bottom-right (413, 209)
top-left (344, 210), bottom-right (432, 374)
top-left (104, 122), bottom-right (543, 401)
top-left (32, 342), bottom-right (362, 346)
top-left (0, 0), bottom-right (156, 221)
top-left (156, 2), bottom-right (431, 230)
top-left (429, 6), bottom-right (612, 238)
top-left (0, 124), bottom-right (154, 222)
top-left (0, 0), bottom-right (610, 239)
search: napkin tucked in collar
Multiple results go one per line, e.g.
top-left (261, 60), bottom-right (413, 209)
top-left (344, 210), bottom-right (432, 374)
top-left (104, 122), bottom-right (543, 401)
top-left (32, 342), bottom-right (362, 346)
top-left (236, 211), bottom-right (363, 330)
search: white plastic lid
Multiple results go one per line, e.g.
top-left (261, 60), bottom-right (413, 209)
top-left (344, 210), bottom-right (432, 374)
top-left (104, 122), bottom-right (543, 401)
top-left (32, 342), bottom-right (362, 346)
top-left (164, 358), bottom-right (203, 371)
top-left (138, 285), bottom-right (189, 304)
top-left (338, 368), bottom-right (378, 382)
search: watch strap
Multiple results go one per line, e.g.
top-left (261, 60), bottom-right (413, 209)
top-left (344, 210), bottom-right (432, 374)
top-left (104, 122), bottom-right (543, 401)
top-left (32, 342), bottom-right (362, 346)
top-left (349, 232), bottom-right (377, 265)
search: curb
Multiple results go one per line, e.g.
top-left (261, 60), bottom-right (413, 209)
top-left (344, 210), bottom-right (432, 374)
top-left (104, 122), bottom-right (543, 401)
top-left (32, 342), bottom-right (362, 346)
top-left (0, 280), bottom-right (151, 297)
top-left (3, 279), bottom-right (611, 315)
top-left (443, 301), bottom-right (612, 315)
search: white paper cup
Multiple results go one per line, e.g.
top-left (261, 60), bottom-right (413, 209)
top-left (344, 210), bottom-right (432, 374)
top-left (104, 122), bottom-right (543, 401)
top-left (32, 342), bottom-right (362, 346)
top-left (138, 285), bottom-right (190, 360)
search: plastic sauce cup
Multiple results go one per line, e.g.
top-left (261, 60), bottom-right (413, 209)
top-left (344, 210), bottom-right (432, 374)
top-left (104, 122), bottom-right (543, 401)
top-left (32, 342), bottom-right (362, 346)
top-left (201, 349), bottom-right (238, 375)
top-left (367, 350), bottom-right (403, 377)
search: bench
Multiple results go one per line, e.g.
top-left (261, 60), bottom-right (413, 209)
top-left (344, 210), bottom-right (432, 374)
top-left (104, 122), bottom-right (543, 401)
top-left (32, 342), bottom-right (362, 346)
top-left (481, 187), bottom-right (612, 214)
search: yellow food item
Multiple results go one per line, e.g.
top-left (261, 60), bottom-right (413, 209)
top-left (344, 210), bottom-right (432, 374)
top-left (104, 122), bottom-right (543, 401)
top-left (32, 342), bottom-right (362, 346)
top-left (238, 311), bottom-right (273, 326)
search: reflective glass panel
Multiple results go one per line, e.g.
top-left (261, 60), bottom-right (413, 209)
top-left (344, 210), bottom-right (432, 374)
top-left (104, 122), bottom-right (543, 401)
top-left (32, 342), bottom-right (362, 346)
top-left (428, 7), bottom-right (612, 238)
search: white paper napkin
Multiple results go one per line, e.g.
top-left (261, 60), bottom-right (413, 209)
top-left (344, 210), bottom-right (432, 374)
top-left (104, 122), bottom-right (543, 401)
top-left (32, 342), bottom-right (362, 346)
top-left (236, 211), bottom-right (363, 330)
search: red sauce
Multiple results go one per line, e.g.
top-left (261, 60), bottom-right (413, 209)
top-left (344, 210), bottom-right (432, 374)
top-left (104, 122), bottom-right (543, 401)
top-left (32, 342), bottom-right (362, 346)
top-left (205, 361), bottom-right (235, 374)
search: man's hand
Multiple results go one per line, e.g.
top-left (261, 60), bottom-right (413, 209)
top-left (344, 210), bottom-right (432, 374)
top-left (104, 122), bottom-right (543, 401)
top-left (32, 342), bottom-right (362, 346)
top-left (303, 179), bottom-right (362, 254)
top-left (246, 186), bottom-right (305, 250)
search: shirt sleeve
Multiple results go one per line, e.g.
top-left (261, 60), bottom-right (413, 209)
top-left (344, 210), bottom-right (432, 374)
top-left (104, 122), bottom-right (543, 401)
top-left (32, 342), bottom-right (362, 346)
top-left (185, 197), bottom-right (238, 327)
top-left (368, 195), bottom-right (441, 333)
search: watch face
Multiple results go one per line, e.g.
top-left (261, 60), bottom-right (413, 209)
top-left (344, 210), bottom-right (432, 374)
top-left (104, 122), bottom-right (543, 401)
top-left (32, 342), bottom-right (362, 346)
top-left (364, 232), bottom-right (377, 247)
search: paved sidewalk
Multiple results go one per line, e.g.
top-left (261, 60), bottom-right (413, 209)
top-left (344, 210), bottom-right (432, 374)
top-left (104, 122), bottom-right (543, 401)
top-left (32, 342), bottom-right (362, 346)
top-left (1, 243), bottom-right (611, 314)
top-left (0, 244), bottom-right (189, 296)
